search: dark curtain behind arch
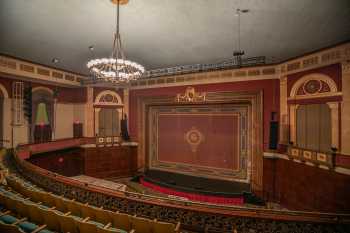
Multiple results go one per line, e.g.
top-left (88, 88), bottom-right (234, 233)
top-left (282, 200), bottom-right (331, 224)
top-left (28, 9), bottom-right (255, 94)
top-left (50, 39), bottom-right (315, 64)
top-left (31, 89), bottom-right (54, 141)
top-left (296, 104), bottom-right (331, 152)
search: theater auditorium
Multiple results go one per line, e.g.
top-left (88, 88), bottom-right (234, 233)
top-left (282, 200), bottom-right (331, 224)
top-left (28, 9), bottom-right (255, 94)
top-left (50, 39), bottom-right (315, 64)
top-left (0, 0), bottom-right (350, 232)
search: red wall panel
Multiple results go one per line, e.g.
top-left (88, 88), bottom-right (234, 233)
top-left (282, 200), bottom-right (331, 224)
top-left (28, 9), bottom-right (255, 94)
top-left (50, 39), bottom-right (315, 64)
top-left (157, 114), bottom-right (239, 170)
top-left (263, 158), bottom-right (350, 213)
top-left (129, 79), bottom-right (280, 151)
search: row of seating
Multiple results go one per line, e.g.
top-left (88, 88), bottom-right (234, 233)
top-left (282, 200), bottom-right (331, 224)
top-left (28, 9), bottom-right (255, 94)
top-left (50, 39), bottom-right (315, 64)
top-left (5, 175), bottom-right (181, 233)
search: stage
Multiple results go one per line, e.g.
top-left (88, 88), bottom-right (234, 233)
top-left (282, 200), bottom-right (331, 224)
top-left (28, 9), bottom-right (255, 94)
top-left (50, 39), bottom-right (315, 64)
top-left (137, 170), bottom-right (263, 205)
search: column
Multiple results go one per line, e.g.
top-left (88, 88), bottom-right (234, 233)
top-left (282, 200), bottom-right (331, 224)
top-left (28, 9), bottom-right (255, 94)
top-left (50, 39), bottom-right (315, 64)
top-left (341, 61), bottom-right (350, 155)
top-left (289, 104), bottom-right (299, 145)
top-left (327, 102), bottom-right (340, 149)
top-left (279, 76), bottom-right (288, 144)
top-left (84, 87), bottom-right (94, 137)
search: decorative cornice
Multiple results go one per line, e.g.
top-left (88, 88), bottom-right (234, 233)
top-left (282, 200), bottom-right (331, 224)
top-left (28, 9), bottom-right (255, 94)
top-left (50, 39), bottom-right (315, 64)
top-left (0, 55), bottom-right (84, 87)
top-left (130, 42), bottom-right (350, 90)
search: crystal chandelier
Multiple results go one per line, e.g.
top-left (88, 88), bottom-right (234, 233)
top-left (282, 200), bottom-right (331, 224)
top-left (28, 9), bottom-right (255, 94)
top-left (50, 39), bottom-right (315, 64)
top-left (87, 0), bottom-right (145, 83)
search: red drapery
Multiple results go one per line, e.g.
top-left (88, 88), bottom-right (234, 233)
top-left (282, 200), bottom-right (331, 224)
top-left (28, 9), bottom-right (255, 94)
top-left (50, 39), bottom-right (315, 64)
top-left (140, 178), bottom-right (244, 205)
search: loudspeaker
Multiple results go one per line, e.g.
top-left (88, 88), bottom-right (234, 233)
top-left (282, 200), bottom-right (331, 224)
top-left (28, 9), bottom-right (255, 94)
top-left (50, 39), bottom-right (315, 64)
top-left (269, 121), bottom-right (279, 150)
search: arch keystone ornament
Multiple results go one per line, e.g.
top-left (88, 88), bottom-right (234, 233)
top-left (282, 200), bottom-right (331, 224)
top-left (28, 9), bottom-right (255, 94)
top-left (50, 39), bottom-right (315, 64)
top-left (184, 127), bottom-right (204, 153)
top-left (176, 87), bottom-right (206, 103)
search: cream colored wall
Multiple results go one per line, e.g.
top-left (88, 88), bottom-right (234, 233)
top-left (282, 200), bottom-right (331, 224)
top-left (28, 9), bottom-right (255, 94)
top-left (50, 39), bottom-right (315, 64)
top-left (54, 103), bottom-right (86, 140)
top-left (54, 103), bottom-right (74, 139)
top-left (341, 61), bottom-right (350, 155)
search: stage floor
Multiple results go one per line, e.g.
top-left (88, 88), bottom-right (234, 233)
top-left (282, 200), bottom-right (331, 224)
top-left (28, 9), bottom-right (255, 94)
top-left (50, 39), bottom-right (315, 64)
top-left (144, 169), bottom-right (251, 197)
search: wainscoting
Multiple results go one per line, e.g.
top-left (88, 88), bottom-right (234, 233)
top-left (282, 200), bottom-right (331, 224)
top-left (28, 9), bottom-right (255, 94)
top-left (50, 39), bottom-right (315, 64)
top-left (263, 157), bottom-right (350, 213)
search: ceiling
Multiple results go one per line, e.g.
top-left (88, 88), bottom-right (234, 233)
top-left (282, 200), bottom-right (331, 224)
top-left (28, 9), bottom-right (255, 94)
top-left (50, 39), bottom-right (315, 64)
top-left (1, 0), bottom-right (350, 76)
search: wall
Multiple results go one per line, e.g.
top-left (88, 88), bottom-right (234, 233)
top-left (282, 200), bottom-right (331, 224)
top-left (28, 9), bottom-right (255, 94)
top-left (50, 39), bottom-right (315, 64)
top-left (0, 76), bottom-right (87, 146)
top-left (28, 147), bottom-right (84, 177)
top-left (129, 78), bottom-right (280, 151)
top-left (263, 157), bottom-right (350, 213)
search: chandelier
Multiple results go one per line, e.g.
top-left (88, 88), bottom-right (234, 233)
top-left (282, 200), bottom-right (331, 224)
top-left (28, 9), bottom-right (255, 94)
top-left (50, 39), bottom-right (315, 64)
top-left (87, 0), bottom-right (145, 83)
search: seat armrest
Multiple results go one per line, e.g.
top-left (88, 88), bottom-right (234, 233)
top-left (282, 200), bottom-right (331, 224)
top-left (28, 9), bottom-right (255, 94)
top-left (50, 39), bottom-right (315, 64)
top-left (64, 211), bottom-right (71, 216)
top-left (175, 222), bottom-right (181, 232)
top-left (32, 224), bottom-right (47, 233)
top-left (104, 222), bottom-right (112, 229)
top-left (0, 210), bottom-right (11, 217)
top-left (13, 217), bottom-right (27, 225)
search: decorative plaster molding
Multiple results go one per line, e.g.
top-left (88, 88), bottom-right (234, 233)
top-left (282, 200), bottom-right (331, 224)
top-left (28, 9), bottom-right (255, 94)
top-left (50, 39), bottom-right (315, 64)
top-left (0, 55), bottom-right (83, 87)
top-left (289, 73), bottom-right (338, 98)
top-left (0, 83), bottom-right (9, 98)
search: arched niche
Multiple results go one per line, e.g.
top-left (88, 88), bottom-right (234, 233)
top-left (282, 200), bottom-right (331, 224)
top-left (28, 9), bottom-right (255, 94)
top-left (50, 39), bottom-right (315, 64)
top-left (289, 73), bottom-right (341, 150)
top-left (94, 90), bottom-right (123, 137)
top-left (32, 87), bottom-right (54, 142)
top-left (289, 73), bottom-right (339, 98)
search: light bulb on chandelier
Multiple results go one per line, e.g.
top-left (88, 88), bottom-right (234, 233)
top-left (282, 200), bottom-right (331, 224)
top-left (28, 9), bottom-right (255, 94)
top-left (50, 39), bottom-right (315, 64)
top-left (87, 0), bottom-right (145, 84)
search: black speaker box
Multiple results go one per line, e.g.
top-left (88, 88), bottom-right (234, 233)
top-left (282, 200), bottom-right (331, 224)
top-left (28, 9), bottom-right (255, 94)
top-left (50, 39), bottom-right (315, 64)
top-left (269, 121), bottom-right (279, 150)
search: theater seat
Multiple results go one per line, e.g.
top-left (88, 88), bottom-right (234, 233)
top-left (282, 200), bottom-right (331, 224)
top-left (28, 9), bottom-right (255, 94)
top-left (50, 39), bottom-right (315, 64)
top-left (153, 219), bottom-right (180, 233)
top-left (110, 211), bottom-right (132, 231)
top-left (130, 215), bottom-right (153, 233)
top-left (77, 218), bottom-right (98, 233)
top-left (0, 222), bottom-right (25, 233)
top-left (95, 207), bottom-right (113, 225)
top-left (58, 214), bottom-right (78, 233)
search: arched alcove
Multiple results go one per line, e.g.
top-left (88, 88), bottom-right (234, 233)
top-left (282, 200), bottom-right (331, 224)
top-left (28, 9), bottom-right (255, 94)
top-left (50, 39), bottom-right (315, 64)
top-left (32, 87), bottom-right (54, 143)
top-left (94, 90), bottom-right (123, 137)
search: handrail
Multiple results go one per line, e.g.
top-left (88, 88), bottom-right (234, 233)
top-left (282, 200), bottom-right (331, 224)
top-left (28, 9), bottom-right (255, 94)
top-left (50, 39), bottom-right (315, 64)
top-left (13, 139), bottom-right (350, 224)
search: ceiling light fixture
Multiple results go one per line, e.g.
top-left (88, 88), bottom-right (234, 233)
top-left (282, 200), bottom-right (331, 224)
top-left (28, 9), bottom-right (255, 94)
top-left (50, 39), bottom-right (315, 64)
top-left (52, 58), bottom-right (59, 63)
top-left (87, 0), bottom-right (145, 84)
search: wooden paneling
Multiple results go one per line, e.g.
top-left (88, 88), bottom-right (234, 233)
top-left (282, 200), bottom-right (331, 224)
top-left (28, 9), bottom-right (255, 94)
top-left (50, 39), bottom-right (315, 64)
top-left (263, 158), bottom-right (350, 213)
top-left (28, 148), bottom-right (84, 177)
top-left (83, 146), bottom-right (138, 178)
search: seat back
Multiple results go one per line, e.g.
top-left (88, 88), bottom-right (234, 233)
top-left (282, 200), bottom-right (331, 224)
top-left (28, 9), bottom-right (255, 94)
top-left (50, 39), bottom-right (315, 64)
top-left (28, 204), bottom-right (43, 224)
top-left (66, 200), bottom-right (82, 217)
top-left (130, 216), bottom-right (153, 233)
top-left (59, 214), bottom-right (78, 233)
top-left (42, 193), bottom-right (56, 207)
top-left (15, 200), bottom-right (30, 217)
top-left (4, 196), bottom-right (17, 213)
top-left (31, 191), bottom-right (43, 203)
top-left (0, 222), bottom-right (24, 233)
top-left (81, 203), bottom-right (97, 221)
top-left (95, 208), bottom-right (113, 225)
top-left (43, 209), bottom-right (61, 232)
top-left (111, 212), bottom-right (132, 231)
top-left (77, 220), bottom-right (98, 233)
top-left (154, 220), bottom-right (178, 233)
top-left (54, 196), bottom-right (68, 212)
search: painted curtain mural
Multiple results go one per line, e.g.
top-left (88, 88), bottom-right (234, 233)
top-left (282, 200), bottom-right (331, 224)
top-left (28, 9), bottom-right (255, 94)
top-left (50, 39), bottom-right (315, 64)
top-left (148, 104), bottom-right (249, 182)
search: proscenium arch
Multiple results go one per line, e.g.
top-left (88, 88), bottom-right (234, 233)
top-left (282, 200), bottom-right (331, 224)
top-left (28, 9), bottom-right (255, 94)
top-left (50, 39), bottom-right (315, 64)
top-left (290, 73), bottom-right (338, 97)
